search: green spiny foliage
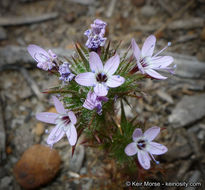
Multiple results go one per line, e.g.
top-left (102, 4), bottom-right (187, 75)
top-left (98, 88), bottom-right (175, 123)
top-left (45, 42), bottom-right (145, 165)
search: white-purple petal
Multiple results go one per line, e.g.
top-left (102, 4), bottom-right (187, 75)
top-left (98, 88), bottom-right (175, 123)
top-left (141, 35), bottom-right (156, 57)
top-left (89, 52), bottom-right (103, 73)
top-left (151, 56), bottom-right (174, 69)
top-left (131, 39), bottom-right (141, 61)
top-left (66, 124), bottom-right (77, 146)
top-left (68, 111), bottom-right (77, 125)
top-left (148, 142), bottom-right (168, 155)
top-left (137, 151), bottom-right (151, 170)
top-left (124, 142), bottom-right (138, 156)
top-left (27, 44), bottom-right (49, 63)
top-left (145, 69), bottom-right (167, 80)
top-left (103, 53), bottom-right (120, 75)
top-left (106, 75), bottom-right (125, 88)
top-left (52, 96), bottom-right (66, 114)
top-left (94, 83), bottom-right (108, 96)
top-left (36, 112), bottom-right (59, 124)
top-left (144, 126), bottom-right (160, 141)
top-left (75, 72), bottom-right (95, 86)
top-left (46, 124), bottom-right (65, 146)
top-left (132, 128), bottom-right (143, 142)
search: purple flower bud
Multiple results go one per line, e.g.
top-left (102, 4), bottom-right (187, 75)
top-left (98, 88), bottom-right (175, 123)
top-left (59, 62), bottom-right (75, 82)
top-left (84, 19), bottom-right (107, 49)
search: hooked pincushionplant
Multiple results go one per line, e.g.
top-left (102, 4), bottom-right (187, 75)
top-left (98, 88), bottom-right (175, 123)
top-left (36, 96), bottom-right (77, 147)
top-left (131, 35), bottom-right (175, 79)
top-left (27, 18), bottom-right (175, 178)
top-left (125, 127), bottom-right (167, 170)
top-left (75, 52), bottom-right (125, 96)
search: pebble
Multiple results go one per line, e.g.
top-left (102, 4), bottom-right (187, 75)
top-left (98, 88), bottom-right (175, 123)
top-left (169, 93), bottom-right (205, 128)
top-left (13, 144), bottom-right (61, 189)
top-left (0, 27), bottom-right (7, 41)
top-left (0, 176), bottom-right (12, 189)
top-left (141, 5), bottom-right (157, 17)
top-left (34, 123), bottom-right (45, 136)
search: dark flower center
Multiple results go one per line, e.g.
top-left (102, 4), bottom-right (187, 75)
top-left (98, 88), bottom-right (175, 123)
top-left (61, 116), bottom-right (71, 125)
top-left (137, 140), bottom-right (146, 150)
top-left (140, 58), bottom-right (148, 67)
top-left (96, 73), bottom-right (108, 83)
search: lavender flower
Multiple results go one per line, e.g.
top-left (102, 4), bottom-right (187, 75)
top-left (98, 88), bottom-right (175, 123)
top-left (75, 52), bottom-right (125, 96)
top-left (59, 62), bottom-right (75, 82)
top-left (131, 35), bottom-right (175, 79)
top-left (36, 96), bottom-right (77, 147)
top-left (125, 126), bottom-right (167, 170)
top-left (83, 91), bottom-right (108, 115)
top-left (84, 19), bottom-right (107, 49)
top-left (27, 44), bottom-right (57, 71)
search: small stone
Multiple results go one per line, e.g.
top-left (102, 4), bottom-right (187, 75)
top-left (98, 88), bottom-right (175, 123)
top-left (169, 94), bottom-right (205, 128)
top-left (131, 0), bottom-right (145, 7)
top-left (13, 144), bottom-right (61, 189)
top-left (0, 27), bottom-right (7, 41)
top-left (141, 6), bottom-right (157, 17)
top-left (34, 123), bottom-right (45, 136)
top-left (69, 145), bottom-right (85, 173)
top-left (0, 176), bottom-right (12, 188)
top-left (200, 27), bottom-right (205, 41)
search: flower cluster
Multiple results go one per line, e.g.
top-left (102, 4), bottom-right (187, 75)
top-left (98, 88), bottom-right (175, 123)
top-left (84, 19), bottom-right (107, 50)
top-left (27, 19), bottom-right (175, 171)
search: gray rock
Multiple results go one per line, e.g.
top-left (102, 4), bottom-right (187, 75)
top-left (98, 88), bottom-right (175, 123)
top-left (141, 6), bottom-right (157, 17)
top-left (0, 27), bottom-right (7, 40)
top-left (0, 101), bottom-right (6, 163)
top-left (169, 94), bottom-right (205, 128)
top-left (0, 176), bottom-right (12, 189)
top-left (69, 145), bottom-right (85, 173)
top-left (185, 171), bottom-right (201, 190)
top-left (168, 52), bottom-right (205, 79)
top-left (13, 125), bottom-right (34, 155)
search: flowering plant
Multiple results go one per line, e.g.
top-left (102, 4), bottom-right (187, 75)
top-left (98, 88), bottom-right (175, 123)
top-left (27, 19), bottom-right (175, 173)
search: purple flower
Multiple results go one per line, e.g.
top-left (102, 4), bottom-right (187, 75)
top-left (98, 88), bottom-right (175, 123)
top-left (125, 126), bottom-right (167, 170)
top-left (36, 96), bottom-right (77, 147)
top-left (84, 19), bottom-right (107, 49)
top-left (59, 62), bottom-right (75, 82)
top-left (131, 35), bottom-right (175, 79)
top-left (27, 44), bottom-right (57, 71)
top-left (75, 52), bottom-right (125, 96)
top-left (83, 91), bottom-right (108, 115)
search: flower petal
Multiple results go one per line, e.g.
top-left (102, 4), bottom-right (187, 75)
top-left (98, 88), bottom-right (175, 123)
top-left (36, 112), bottom-right (58, 124)
top-left (131, 38), bottom-right (141, 60)
top-left (68, 111), bottom-right (77, 125)
top-left (106, 75), bottom-right (125, 88)
top-left (104, 53), bottom-right (120, 75)
top-left (52, 96), bottom-right (66, 114)
top-left (75, 72), bottom-right (95, 86)
top-left (125, 142), bottom-right (138, 156)
top-left (94, 83), bottom-right (108, 96)
top-left (141, 35), bottom-right (156, 57)
top-left (145, 69), bottom-right (167, 80)
top-left (89, 52), bottom-right (103, 73)
top-left (137, 151), bottom-right (151, 170)
top-left (151, 56), bottom-right (174, 69)
top-left (27, 44), bottom-right (49, 63)
top-left (144, 126), bottom-right (160, 141)
top-left (66, 124), bottom-right (77, 146)
top-left (132, 128), bottom-right (143, 142)
top-left (46, 124), bottom-right (65, 146)
top-left (148, 142), bottom-right (168, 155)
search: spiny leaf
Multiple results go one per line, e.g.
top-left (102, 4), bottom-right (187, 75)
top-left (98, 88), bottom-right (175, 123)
top-left (113, 40), bottom-right (122, 55)
top-left (75, 43), bottom-right (89, 71)
top-left (103, 40), bottom-right (110, 61)
top-left (120, 99), bottom-right (127, 124)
